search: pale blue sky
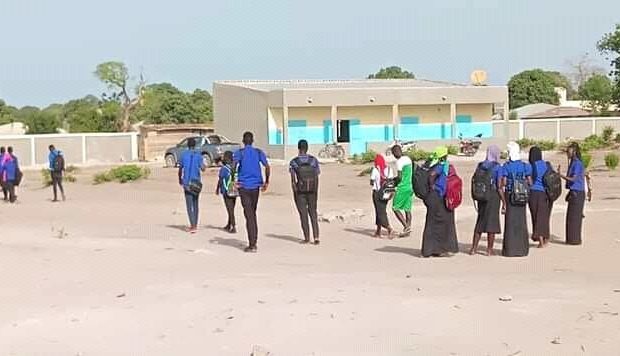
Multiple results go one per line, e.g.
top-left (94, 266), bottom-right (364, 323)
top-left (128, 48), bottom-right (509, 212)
top-left (1, 0), bottom-right (619, 107)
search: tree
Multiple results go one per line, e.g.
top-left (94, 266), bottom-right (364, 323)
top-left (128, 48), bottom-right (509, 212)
top-left (566, 53), bottom-right (606, 97)
top-left (0, 99), bottom-right (17, 125)
top-left (190, 89), bottom-right (213, 122)
top-left (368, 66), bottom-right (415, 79)
top-left (24, 110), bottom-right (59, 134)
top-left (579, 74), bottom-right (613, 113)
top-left (132, 83), bottom-right (213, 124)
top-left (62, 95), bottom-right (119, 133)
top-left (508, 69), bottom-right (560, 109)
top-left (94, 61), bottom-right (145, 132)
top-left (545, 71), bottom-right (575, 100)
top-left (598, 24), bottom-right (620, 105)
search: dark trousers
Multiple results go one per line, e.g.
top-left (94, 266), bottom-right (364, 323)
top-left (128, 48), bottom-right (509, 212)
top-left (184, 190), bottom-right (200, 227)
top-left (52, 173), bottom-right (64, 200)
top-left (240, 188), bottom-right (260, 247)
top-left (4, 181), bottom-right (16, 203)
top-left (223, 195), bottom-right (237, 227)
top-left (2, 184), bottom-right (7, 201)
top-left (294, 192), bottom-right (319, 241)
top-left (372, 191), bottom-right (390, 229)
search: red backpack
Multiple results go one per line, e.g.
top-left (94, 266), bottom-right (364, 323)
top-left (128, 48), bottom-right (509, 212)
top-left (445, 164), bottom-right (463, 211)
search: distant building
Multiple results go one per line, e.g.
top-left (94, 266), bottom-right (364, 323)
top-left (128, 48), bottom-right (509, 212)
top-left (0, 122), bottom-right (26, 135)
top-left (522, 106), bottom-right (591, 120)
top-left (214, 79), bottom-right (508, 159)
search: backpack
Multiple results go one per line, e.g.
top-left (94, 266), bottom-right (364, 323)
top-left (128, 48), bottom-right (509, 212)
top-left (378, 177), bottom-right (397, 201)
top-left (413, 163), bottom-right (431, 200)
top-left (542, 162), bottom-right (562, 202)
top-left (509, 162), bottom-right (529, 206)
top-left (471, 162), bottom-right (495, 202)
top-left (53, 153), bottom-right (65, 172)
top-left (222, 165), bottom-right (238, 197)
top-left (293, 157), bottom-right (318, 193)
top-left (445, 164), bottom-right (463, 211)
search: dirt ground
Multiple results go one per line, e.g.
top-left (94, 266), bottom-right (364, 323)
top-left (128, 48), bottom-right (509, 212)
top-left (1, 151), bottom-right (619, 356)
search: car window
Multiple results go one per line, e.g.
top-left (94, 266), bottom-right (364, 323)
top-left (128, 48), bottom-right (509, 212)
top-left (178, 139), bottom-right (188, 147)
top-left (208, 135), bottom-right (222, 145)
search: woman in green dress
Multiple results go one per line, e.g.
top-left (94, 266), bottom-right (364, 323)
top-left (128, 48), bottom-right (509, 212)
top-left (391, 145), bottom-right (413, 237)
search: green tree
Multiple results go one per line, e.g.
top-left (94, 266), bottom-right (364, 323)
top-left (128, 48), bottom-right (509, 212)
top-left (24, 110), bottom-right (59, 134)
top-left (132, 83), bottom-right (194, 124)
top-left (0, 99), bottom-right (17, 125)
top-left (94, 61), bottom-right (145, 132)
top-left (190, 89), bottom-right (213, 122)
top-left (508, 69), bottom-right (560, 109)
top-left (368, 66), bottom-right (415, 79)
top-left (545, 71), bottom-right (575, 99)
top-left (597, 24), bottom-right (620, 105)
top-left (578, 74), bottom-right (613, 113)
top-left (62, 95), bottom-right (120, 133)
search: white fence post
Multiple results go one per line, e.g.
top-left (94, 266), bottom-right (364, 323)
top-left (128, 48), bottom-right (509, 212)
top-left (518, 120), bottom-right (524, 140)
top-left (556, 120), bottom-right (561, 143)
top-left (592, 119), bottom-right (596, 135)
top-left (30, 136), bottom-right (36, 167)
top-left (81, 135), bottom-right (87, 164)
top-left (130, 133), bottom-right (138, 161)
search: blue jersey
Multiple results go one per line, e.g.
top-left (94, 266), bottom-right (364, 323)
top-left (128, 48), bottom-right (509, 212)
top-left (566, 159), bottom-right (585, 192)
top-left (531, 160), bottom-right (548, 192)
top-left (501, 160), bottom-right (532, 192)
top-left (233, 145), bottom-right (269, 190)
top-left (179, 150), bottom-right (204, 187)
top-left (218, 164), bottom-right (234, 195)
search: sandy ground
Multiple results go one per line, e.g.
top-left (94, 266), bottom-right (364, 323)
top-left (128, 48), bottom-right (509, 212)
top-left (1, 152), bottom-right (619, 356)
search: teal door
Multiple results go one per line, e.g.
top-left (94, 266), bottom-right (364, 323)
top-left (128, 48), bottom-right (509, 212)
top-left (349, 119), bottom-right (365, 155)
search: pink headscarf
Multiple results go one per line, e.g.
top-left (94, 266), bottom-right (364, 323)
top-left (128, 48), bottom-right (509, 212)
top-left (374, 154), bottom-right (387, 185)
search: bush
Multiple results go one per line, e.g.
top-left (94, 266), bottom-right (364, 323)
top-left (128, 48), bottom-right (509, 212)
top-left (605, 152), bottom-right (619, 170)
top-left (516, 138), bottom-right (556, 151)
top-left (350, 150), bottom-right (376, 165)
top-left (615, 133), bottom-right (620, 144)
top-left (406, 148), bottom-right (432, 162)
top-left (582, 134), bottom-right (607, 152)
top-left (602, 126), bottom-right (615, 143)
top-left (41, 166), bottom-right (78, 187)
top-left (93, 165), bottom-right (150, 184)
top-left (581, 152), bottom-right (593, 169)
top-left (446, 144), bottom-right (458, 155)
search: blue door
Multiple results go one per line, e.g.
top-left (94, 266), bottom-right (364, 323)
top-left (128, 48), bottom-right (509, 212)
top-left (349, 119), bottom-right (365, 155)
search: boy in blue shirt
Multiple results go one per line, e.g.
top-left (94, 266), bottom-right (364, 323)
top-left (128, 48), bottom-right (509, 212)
top-left (178, 137), bottom-right (206, 233)
top-left (216, 151), bottom-right (237, 234)
top-left (48, 145), bottom-right (66, 202)
top-left (0, 146), bottom-right (18, 203)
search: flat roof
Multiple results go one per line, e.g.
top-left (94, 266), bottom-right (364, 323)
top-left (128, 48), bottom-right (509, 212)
top-left (215, 79), bottom-right (471, 91)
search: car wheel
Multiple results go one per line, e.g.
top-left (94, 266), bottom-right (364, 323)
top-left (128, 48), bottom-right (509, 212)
top-left (202, 154), bottom-right (213, 167)
top-left (165, 154), bottom-right (177, 168)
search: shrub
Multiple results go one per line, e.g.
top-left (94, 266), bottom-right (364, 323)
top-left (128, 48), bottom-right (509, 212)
top-left (615, 133), bottom-right (620, 144)
top-left (582, 134), bottom-right (607, 151)
top-left (93, 165), bottom-right (150, 184)
top-left (516, 138), bottom-right (534, 148)
top-left (351, 150), bottom-right (376, 165)
top-left (406, 148), bottom-right (432, 162)
top-left (581, 152), bottom-right (593, 169)
top-left (446, 145), bottom-right (459, 155)
top-left (41, 166), bottom-right (78, 187)
top-left (516, 138), bottom-right (556, 151)
top-left (602, 126), bottom-right (615, 143)
top-left (605, 152), bottom-right (619, 170)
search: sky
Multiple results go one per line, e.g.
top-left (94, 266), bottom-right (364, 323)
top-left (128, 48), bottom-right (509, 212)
top-left (1, 0), bottom-right (619, 107)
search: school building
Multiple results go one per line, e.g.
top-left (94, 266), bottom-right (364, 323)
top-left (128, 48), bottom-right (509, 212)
top-left (213, 79), bottom-right (509, 159)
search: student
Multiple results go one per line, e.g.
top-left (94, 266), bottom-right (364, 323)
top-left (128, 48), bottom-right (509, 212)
top-left (499, 142), bottom-right (532, 257)
top-left (558, 142), bottom-right (589, 245)
top-left (233, 131), bottom-right (271, 253)
top-left (391, 145), bottom-right (413, 237)
top-left (216, 151), bottom-right (237, 234)
top-left (289, 139), bottom-right (320, 245)
top-left (0, 146), bottom-right (8, 201)
top-left (48, 145), bottom-right (66, 202)
top-left (0, 147), bottom-right (18, 203)
top-left (178, 137), bottom-right (206, 233)
top-left (528, 146), bottom-right (551, 248)
top-left (421, 146), bottom-right (459, 257)
top-left (370, 154), bottom-right (394, 238)
top-left (469, 145), bottom-right (502, 256)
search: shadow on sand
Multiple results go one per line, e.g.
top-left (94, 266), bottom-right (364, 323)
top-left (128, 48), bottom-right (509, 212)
top-left (266, 233), bottom-right (304, 244)
top-left (209, 237), bottom-right (246, 251)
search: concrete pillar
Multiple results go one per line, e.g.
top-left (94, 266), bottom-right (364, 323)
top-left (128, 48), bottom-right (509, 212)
top-left (450, 103), bottom-right (457, 139)
top-left (331, 105), bottom-right (338, 143)
top-left (392, 104), bottom-right (399, 140)
top-left (503, 102), bottom-right (510, 141)
top-left (81, 135), bottom-right (87, 164)
top-left (30, 136), bottom-right (36, 167)
top-left (283, 106), bottom-right (289, 159)
top-left (556, 120), bottom-right (561, 143)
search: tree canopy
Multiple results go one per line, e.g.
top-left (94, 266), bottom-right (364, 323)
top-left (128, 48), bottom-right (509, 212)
top-left (508, 69), bottom-right (560, 109)
top-left (578, 74), bottom-right (613, 113)
top-left (597, 23), bottom-right (620, 105)
top-left (368, 66), bottom-right (415, 79)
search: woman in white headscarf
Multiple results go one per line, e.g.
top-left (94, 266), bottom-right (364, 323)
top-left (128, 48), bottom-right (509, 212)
top-left (499, 142), bottom-right (533, 257)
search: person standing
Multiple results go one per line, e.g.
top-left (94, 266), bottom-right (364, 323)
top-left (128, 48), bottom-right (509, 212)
top-left (234, 132), bottom-right (271, 253)
top-left (391, 145), bottom-right (413, 237)
top-left (0, 147), bottom-right (18, 203)
top-left (421, 146), bottom-right (459, 257)
top-left (178, 137), bottom-right (206, 234)
top-left (528, 146), bottom-right (552, 248)
top-left (469, 145), bottom-right (503, 256)
top-left (370, 154), bottom-right (394, 238)
top-left (289, 139), bottom-right (320, 245)
top-left (216, 151), bottom-right (238, 234)
top-left (559, 142), bottom-right (588, 245)
top-left (0, 146), bottom-right (8, 201)
top-left (499, 142), bottom-right (532, 257)
top-left (48, 145), bottom-right (66, 202)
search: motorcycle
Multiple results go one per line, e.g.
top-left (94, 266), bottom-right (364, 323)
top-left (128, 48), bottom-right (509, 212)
top-left (385, 139), bottom-right (417, 157)
top-left (459, 133), bottom-right (483, 156)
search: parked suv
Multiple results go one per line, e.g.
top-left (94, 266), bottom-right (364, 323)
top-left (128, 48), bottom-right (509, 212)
top-left (164, 135), bottom-right (240, 167)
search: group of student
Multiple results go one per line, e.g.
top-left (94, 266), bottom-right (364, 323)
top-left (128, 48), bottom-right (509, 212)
top-left (369, 140), bottom-right (591, 257)
top-left (0, 144), bottom-right (67, 204)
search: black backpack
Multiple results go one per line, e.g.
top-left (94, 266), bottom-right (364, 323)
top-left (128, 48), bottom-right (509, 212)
top-left (413, 163), bottom-right (431, 200)
top-left (53, 154), bottom-right (65, 172)
top-left (378, 177), bottom-right (397, 201)
top-left (471, 162), bottom-right (495, 202)
top-left (294, 157), bottom-right (318, 193)
top-left (542, 162), bottom-right (562, 202)
top-left (509, 162), bottom-right (529, 206)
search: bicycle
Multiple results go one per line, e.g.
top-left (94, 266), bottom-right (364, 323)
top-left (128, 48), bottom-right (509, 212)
top-left (318, 142), bottom-right (346, 160)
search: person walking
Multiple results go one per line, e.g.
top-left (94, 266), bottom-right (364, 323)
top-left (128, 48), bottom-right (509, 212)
top-left (178, 137), bottom-right (206, 234)
top-left (216, 151), bottom-right (238, 234)
top-left (370, 154), bottom-right (394, 238)
top-left (48, 145), bottom-right (66, 202)
top-left (391, 145), bottom-right (413, 237)
top-left (499, 142), bottom-right (532, 257)
top-left (289, 139), bottom-right (320, 245)
top-left (469, 145), bottom-right (503, 256)
top-left (559, 142), bottom-right (588, 245)
top-left (0, 147), bottom-right (18, 203)
top-left (421, 146), bottom-right (459, 257)
top-left (234, 132), bottom-right (270, 253)
top-left (0, 146), bottom-right (9, 201)
top-left (528, 146), bottom-right (552, 248)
